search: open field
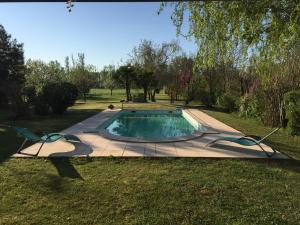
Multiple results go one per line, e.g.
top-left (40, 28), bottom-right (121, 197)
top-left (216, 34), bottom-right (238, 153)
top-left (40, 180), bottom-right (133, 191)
top-left (0, 89), bottom-right (299, 225)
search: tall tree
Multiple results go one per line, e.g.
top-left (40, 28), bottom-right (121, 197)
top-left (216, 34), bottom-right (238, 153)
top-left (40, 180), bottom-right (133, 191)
top-left (68, 53), bottom-right (97, 102)
top-left (100, 65), bottom-right (117, 96)
top-left (160, 1), bottom-right (300, 126)
top-left (115, 64), bottom-right (136, 101)
top-left (25, 59), bottom-right (66, 93)
top-left (130, 39), bottom-right (179, 101)
top-left (160, 1), bottom-right (300, 69)
top-left (166, 55), bottom-right (195, 103)
top-left (0, 24), bottom-right (27, 117)
top-left (134, 67), bottom-right (154, 102)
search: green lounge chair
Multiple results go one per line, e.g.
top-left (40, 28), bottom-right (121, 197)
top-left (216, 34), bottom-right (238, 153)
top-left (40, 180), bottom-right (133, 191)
top-left (13, 127), bottom-right (81, 156)
top-left (206, 128), bottom-right (280, 157)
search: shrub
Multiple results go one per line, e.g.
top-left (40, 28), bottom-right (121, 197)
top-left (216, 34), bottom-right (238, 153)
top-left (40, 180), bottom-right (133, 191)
top-left (195, 89), bottom-right (215, 108)
top-left (132, 93), bottom-right (146, 103)
top-left (284, 90), bottom-right (300, 135)
top-left (238, 95), bottom-right (261, 119)
top-left (22, 86), bottom-right (49, 115)
top-left (23, 86), bottom-right (36, 105)
top-left (33, 94), bottom-right (49, 115)
top-left (217, 92), bottom-right (238, 112)
top-left (43, 82), bottom-right (78, 114)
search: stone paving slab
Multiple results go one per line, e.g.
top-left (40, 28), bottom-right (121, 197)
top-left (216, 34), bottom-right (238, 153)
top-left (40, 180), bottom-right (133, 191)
top-left (14, 109), bottom-right (288, 159)
top-left (144, 144), bottom-right (156, 157)
top-left (156, 143), bottom-right (177, 157)
top-left (123, 143), bottom-right (145, 157)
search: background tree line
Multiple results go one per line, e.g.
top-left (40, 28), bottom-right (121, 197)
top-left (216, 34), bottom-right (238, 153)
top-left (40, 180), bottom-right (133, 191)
top-left (158, 0), bottom-right (300, 134)
top-left (1, 0), bottom-right (300, 136)
top-left (0, 24), bottom-right (98, 117)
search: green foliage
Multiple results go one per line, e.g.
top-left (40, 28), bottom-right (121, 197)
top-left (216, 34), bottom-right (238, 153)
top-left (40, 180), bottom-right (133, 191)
top-left (199, 90), bottom-right (215, 108)
top-left (134, 67), bottom-right (155, 102)
top-left (131, 39), bottom-right (179, 102)
top-left (69, 53), bottom-right (97, 102)
top-left (33, 94), bottom-right (49, 115)
top-left (132, 93), bottom-right (146, 103)
top-left (217, 92), bottom-right (238, 112)
top-left (284, 90), bottom-right (300, 135)
top-left (22, 85), bottom-right (36, 105)
top-left (160, 1), bottom-right (300, 69)
top-left (30, 82), bottom-right (78, 115)
top-left (70, 69), bottom-right (96, 101)
top-left (238, 95), bottom-right (262, 119)
top-left (100, 65), bottom-right (117, 94)
top-left (24, 59), bottom-right (73, 115)
top-left (25, 59), bottom-right (66, 93)
top-left (161, 1), bottom-right (300, 126)
top-left (115, 64), bottom-right (136, 101)
top-left (43, 82), bottom-right (78, 114)
top-left (0, 24), bottom-right (27, 117)
top-left (191, 74), bottom-right (217, 107)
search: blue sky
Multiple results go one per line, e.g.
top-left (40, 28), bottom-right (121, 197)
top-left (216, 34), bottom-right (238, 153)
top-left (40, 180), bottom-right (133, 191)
top-left (0, 2), bottom-right (196, 70)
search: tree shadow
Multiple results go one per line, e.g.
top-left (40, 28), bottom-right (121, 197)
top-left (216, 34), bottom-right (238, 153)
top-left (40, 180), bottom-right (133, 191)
top-left (48, 158), bottom-right (83, 180)
top-left (0, 108), bottom-right (99, 165)
top-left (240, 158), bottom-right (300, 174)
top-left (207, 135), bottom-right (300, 173)
top-left (0, 125), bottom-right (26, 164)
top-left (47, 142), bottom-right (94, 179)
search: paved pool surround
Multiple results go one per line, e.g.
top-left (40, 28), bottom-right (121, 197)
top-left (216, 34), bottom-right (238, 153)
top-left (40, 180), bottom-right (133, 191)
top-left (14, 109), bottom-right (288, 158)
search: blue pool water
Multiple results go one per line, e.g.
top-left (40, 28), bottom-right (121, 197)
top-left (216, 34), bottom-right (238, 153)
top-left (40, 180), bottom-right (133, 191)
top-left (104, 110), bottom-right (196, 140)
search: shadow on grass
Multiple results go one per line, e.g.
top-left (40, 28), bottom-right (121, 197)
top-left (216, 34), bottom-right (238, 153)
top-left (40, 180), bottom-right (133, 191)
top-left (0, 126), bottom-right (24, 164)
top-left (49, 158), bottom-right (83, 180)
top-left (0, 108), bottom-right (99, 165)
top-left (241, 158), bottom-right (300, 174)
top-left (264, 139), bottom-right (300, 160)
top-left (47, 142), bottom-right (94, 179)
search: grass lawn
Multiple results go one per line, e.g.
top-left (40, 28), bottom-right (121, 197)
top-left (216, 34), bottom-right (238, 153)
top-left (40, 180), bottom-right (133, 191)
top-left (0, 89), bottom-right (299, 225)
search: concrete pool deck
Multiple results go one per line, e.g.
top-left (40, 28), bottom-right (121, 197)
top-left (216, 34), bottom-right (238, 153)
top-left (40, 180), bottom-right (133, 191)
top-left (14, 109), bottom-right (288, 159)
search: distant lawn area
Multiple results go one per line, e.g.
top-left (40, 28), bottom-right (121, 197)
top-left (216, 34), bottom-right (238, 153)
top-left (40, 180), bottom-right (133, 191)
top-left (0, 89), bottom-right (299, 225)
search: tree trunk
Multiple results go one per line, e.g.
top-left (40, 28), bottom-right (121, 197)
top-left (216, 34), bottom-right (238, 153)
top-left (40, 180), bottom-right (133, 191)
top-left (125, 82), bottom-right (129, 101)
top-left (83, 93), bottom-right (87, 102)
top-left (186, 84), bottom-right (190, 104)
top-left (151, 90), bottom-right (156, 102)
top-left (148, 89), bottom-right (151, 101)
top-left (110, 88), bottom-right (113, 96)
top-left (143, 86), bottom-right (148, 102)
top-left (223, 63), bottom-right (227, 93)
top-left (128, 86), bottom-right (132, 101)
top-left (240, 77), bottom-right (245, 96)
top-left (279, 94), bottom-right (285, 127)
top-left (208, 70), bottom-right (213, 106)
top-left (175, 91), bottom-right (178, 101)
top-left (170, 90), bottom-right (174, 103)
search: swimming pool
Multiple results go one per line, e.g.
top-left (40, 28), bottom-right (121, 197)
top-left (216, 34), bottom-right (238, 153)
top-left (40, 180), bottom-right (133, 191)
top-left (97, 110), bottom-right (205, 142)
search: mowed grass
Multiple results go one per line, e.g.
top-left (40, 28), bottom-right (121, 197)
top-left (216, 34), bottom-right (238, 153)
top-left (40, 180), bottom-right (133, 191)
top-left (1, 158), bottom-right (299, 225)
top-left (0, 89), bottom-right (300, 225)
